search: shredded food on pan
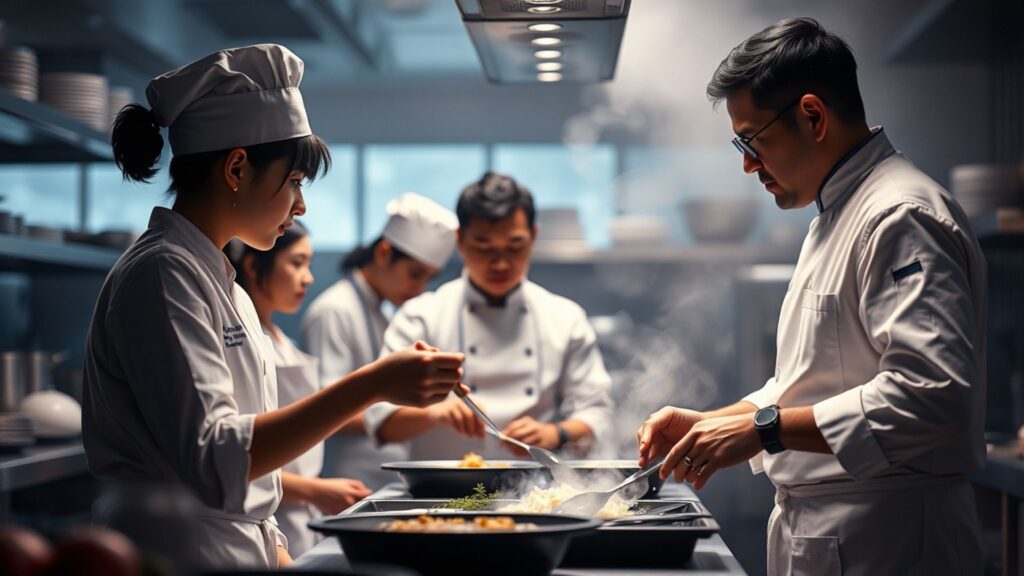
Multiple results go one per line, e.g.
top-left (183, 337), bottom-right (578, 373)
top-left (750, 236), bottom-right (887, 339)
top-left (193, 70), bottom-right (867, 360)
top-left (380, 515), bottom-right (537, 532)
top-left (501, 484), bottom-right (633, 519)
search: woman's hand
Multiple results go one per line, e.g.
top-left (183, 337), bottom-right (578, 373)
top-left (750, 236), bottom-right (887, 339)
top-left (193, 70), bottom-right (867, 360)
top-left (372, 341), bottom-right (464, 407)
top-left (308, 477), bottom-right (373, 515)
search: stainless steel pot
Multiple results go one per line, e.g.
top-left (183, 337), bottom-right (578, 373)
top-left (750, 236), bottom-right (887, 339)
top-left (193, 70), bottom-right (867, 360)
top-left (0, 351), bottom-right (26, 411)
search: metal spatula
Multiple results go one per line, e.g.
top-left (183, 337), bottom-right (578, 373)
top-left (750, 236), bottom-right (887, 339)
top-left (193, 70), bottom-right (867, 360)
top-left (551, 456), bottom-right (667, 517)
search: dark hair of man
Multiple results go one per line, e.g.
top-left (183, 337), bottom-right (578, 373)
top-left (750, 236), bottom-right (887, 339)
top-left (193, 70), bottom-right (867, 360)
top-left (339, 236), bottom-right (412, 273)
top-left (226, 220), bottom-right (310, 293)
top-left (456, 171), bottom-right (535, 231)
top-left (706, 17), bottom-right (866, 124)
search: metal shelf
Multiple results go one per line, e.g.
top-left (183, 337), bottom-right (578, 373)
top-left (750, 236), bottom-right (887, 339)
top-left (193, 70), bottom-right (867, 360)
top-left (0, 90), bottom-right (113, 163)
top-left (0, 440), bottom-right (87, 493)
top-left (0, 235), bottom-right (120, 272)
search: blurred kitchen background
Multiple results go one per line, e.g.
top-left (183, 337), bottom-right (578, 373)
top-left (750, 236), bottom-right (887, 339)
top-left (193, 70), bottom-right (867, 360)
top-left (0, 0), bottom-right (1022, 573)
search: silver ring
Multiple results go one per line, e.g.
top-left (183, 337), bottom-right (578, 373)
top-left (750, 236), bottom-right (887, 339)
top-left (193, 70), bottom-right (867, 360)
top-left (683, 456), bottom-right (693, 466)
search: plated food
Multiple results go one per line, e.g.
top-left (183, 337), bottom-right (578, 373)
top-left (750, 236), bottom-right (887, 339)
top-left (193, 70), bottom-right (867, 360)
top-left (380, 515), bottom-right (538, 533)
top-left (457, 452), bottom-right (486, 468)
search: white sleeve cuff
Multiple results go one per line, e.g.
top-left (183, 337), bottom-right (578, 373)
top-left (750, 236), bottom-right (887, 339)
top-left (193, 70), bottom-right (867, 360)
top-left (211, 413), bottom-right (255, 513)
top-left (813, 386), bottom-right (891, 480)
top-left (362, 402), bottom-right (400, 447)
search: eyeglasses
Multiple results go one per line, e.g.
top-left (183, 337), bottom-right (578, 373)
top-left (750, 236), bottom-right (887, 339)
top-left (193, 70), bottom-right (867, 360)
top-left (731, 99), bottom-right (800, 159)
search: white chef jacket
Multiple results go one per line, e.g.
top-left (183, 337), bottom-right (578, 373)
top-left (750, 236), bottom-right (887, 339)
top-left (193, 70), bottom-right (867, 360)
top-left (742, 129), bottom-right (987, 574)
top-left (363, 274), bottom-right (614, 460)
top-left (266, 327), bottom-right (322, 558)
top-left (83, 207), bottom-right (285, 569)
top-left (300, 271), bottom-right (407, 487)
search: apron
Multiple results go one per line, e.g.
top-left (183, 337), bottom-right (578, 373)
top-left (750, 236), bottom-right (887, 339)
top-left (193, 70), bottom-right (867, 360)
top-left (767, 475), bottom-right (984, 575)
top-left (273, 351), bottom-right (324, 558)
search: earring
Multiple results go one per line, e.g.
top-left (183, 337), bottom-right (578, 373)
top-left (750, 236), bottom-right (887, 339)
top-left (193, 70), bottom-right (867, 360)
top-left (232, 185), bottom-right (238, 208)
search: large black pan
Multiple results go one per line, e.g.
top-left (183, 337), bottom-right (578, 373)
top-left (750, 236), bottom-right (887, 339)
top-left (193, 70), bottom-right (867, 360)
top-left (381, 460), bottom-right (542, 497)
top-left (308, 511), bottom-right (602, 576)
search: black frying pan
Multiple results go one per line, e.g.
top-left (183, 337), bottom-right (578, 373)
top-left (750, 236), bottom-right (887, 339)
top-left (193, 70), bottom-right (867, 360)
top-left (308, 511), bottom-right (602, 576)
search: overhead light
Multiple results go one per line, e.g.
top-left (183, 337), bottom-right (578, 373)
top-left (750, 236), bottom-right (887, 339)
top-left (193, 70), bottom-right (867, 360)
top-left (527, 6), bottom-right (562, 14)
top-left (531, 37), bottom-right (562, 46)
top-left (534, 49), bottom-right (562, 59)
top-left (528, 23), bottom-right (563, 32)
top-left (536, 62), bottom-right (563, 72)
top-left (537, 72), bottom-right (563, 82)
top-left (525, 0), bottom-right (563, 4)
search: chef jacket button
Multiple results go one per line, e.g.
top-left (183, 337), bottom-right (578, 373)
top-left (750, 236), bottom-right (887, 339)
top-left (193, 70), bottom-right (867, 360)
top-left (469, 345), bottom-right (477, 355)
top-left (469, 305), bottom-right (477, 314)
top-left (524, 347), bottom-right (533, 357)
top-left (470, 385), bottom-right (478, 393)
top-left (520, 305), bottom-right (528, 314)
top-left (525, 387), bottom-right (534, 396)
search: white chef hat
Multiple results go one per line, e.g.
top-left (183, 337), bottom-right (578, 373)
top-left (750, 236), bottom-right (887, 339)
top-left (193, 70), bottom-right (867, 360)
top-left (145, 44), bottom-right (312, 155)
top-left (382, 193), bottom-right (459, 270)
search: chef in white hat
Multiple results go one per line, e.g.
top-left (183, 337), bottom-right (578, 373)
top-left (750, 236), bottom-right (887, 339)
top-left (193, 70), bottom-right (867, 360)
top-left (302, 193), bottom-right (459, 487)
top-left (83, 45), bottom-right (464, 569)
top-left (364, 172), bottom-right (614, 461)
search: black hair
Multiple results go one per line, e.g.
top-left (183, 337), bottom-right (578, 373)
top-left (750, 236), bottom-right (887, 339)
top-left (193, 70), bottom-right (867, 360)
top-left (706, 17), bottom-right (866, 124)
top-left (226, 220), bottom-right (310, 293)
top-left (340, 236), bottom-right (412, 273)
top-left (110, 103), bottom-right (331, 196)
top-left (456, 171), bottom-right (535, 231)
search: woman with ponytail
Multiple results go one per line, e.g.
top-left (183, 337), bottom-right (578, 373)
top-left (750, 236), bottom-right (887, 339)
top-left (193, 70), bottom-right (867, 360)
top-left (83, 45), bottom-right (464, 569)
top-left (301, 193), bottom-right (459, 488)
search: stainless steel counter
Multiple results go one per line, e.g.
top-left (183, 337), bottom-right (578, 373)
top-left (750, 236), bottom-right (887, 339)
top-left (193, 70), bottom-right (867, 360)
top-left (0, 440), bottom-right (87, 492)
top-left (290, 483), bottom-right (747, 575)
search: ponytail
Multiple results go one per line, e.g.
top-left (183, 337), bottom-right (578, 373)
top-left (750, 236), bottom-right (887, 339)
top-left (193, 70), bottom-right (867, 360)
top-left (111, 104), bottom-right (164, 183)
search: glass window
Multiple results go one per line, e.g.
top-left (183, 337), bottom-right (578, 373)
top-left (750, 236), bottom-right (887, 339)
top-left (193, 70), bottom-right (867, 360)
top-left (87, 163), bottom-right (172, 233)
top-left (301, 145), bottom-right (358, 250)
top-left (493, 144), bottom-right (616, 248)
top-left (363, 145), bottom-right (486, 243)
top-left (0, 165), bottom-right (80, 230)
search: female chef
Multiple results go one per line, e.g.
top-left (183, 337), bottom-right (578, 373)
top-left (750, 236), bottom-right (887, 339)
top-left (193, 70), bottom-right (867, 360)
top-left (83, 44), bottom-right (463, 569)
top-left (227, 223), bottom-right (372, 557)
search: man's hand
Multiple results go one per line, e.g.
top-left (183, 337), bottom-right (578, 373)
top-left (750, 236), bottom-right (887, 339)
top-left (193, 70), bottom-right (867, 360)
top-left (636, 407), bottom-right (705, 467)
top-left (501, 416), bottom-right (560, 455)
top-left (661, 413), bottom-right (762, 490)
top-left (308, 477), bottom-right (373, 514)
top-left (425, 395), bottom-right (486, 438)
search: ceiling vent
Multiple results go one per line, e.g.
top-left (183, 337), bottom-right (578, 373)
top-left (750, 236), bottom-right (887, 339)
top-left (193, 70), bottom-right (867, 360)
top-left (455, 0), bottom-right (630, 84)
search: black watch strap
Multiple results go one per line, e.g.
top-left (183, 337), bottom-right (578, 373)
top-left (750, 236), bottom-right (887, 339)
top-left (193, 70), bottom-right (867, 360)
top-left (755, 405), bottom-right (785, 454)
top-left (556, 424), bottom-right (571, 448)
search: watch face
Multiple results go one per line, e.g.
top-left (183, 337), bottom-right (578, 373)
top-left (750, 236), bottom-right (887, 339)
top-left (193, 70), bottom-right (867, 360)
top-left (755, 406), bottom-right (778, 427)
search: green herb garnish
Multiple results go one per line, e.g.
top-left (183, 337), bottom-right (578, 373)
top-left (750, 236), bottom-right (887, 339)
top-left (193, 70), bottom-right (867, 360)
top-left (440, 483), bottom-right (501, 510)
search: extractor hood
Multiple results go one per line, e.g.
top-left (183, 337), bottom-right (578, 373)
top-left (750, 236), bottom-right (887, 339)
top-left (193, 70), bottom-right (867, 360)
top-left (454, 0), bottom-right (631, 84)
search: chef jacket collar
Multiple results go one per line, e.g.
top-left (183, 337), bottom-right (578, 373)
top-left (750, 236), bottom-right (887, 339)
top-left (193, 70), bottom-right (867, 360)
top-left (149, 207), bottom-right (237, 293)
top-left (815, 127), bottom-right (896, 214)
top-left (352, 268), bottom-right (384, 311)
top-left (463, 273), bottom-right (526, 309)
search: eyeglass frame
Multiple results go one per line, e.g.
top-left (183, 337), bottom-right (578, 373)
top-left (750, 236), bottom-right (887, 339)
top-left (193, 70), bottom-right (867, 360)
top-left (731, 99), bottom-right (801, 159)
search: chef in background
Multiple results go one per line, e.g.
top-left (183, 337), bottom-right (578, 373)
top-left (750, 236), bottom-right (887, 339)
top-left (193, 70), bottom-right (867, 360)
top-left (364, 172), bottom-right (614, 460)
top-left (301, 193), bottom-right (458, 487)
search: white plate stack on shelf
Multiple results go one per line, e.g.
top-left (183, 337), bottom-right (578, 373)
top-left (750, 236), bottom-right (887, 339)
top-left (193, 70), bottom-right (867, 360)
top-left (0, 412), bottom-right (35, 452)
top-left (107, 85), bottom-right (135, 130)
top-left (0, 46), bottom-right (39, 101)
top-left (40, 72), bottom-right (109, 132)
top-left (951, 163), bottom-right (1024, 218)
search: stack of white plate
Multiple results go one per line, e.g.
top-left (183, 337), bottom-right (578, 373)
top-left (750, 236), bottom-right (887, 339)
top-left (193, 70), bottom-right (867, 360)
top-left (40, 72), bottom-right (109, 131)
top-left (609, 215), bottom-right (670, 247)
top-left (0, 211), bottom-right (16, 235)
top-left (0, 46), bottom-right (39, 101)
top-left (107, 85), bottom-right (135, 130)
top-left (0, 412), bottom-right (35, 451)
top-left (951, 163), bottom-right (1024, 218)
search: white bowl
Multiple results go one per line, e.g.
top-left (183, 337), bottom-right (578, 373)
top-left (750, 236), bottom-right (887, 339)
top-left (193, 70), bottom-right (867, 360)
top-left (19, 390), bottom-right (82, 439)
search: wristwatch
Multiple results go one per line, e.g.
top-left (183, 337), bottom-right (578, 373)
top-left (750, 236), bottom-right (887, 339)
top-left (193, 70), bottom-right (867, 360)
top-left (555, 424), bottom-right (571, 448)
top-left (754, 405), bottom-right (785, 454)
